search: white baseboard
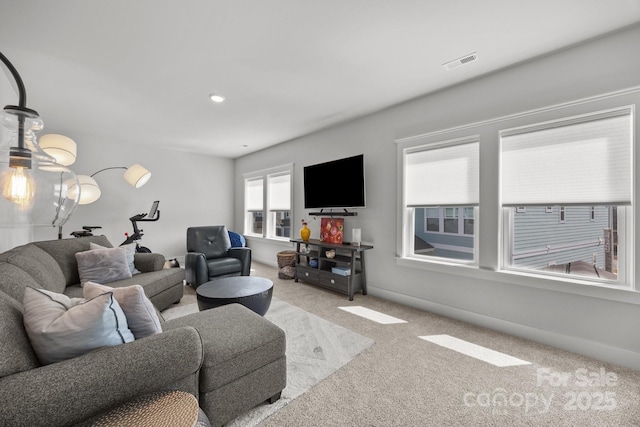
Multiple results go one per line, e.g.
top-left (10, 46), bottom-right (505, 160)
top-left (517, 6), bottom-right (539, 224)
top-left (253, 256), bottom-right (279, 268)
top-left (368, 286), bottom-right (640, 371)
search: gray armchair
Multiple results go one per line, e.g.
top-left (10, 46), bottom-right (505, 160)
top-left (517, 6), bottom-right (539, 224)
top-left (185, 226), bottom-right (251, 288)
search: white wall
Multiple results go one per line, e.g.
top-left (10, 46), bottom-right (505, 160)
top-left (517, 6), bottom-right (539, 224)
top-left (32, 137), bottom-right (235, 259)
top-left (235, 25), bottom-right (640, 369)
top-left (1, 62), bottom-right (235, 257)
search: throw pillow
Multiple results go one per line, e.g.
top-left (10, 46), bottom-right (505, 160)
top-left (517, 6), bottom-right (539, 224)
top-left (76, 247), bottom-right (132, 286)
top-left (83, 282), bottom-right (162, 339)
top-left (22, 287), bottom-right (134, 365)
top-left (90, 242), bottom-right (140, 275)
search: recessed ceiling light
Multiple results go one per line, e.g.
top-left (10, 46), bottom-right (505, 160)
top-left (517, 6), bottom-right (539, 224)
top-left (209, 93), bottom-right (225, 103)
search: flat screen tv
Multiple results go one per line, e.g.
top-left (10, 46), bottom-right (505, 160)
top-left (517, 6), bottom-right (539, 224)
top-left (303, 154), bottom-right (365, 209)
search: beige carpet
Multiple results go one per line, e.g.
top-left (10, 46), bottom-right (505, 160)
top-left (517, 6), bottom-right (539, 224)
top-left (161, 274), bottom-right (374, 427)
top-left (163, 263), bottom-right (640, 426)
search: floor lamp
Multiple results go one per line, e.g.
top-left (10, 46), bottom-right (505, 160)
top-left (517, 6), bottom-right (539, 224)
top-left (68, 164), bottom-right (152, 205)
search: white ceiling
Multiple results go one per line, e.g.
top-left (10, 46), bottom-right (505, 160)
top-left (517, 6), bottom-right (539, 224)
top-left (1, 1), bottom-right (639, 158)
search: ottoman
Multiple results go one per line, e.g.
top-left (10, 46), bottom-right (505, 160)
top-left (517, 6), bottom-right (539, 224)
top-left (163, 304), bottom-right (287, 427)
top-left (75, 390), bottom-right (210, 427)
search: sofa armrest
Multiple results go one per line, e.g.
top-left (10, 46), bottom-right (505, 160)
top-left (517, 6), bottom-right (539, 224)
top-left (134, 252), bottom-right (166, 272)
top-left (0, 327), bottom-right (203, 427)
top-left (185, 252), bottom-right (208, 287)
top-left (229, 247), bottom-right (251, 276)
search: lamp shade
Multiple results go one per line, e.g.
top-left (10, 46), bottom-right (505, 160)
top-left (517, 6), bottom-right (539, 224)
top-left (66, 174), bottom-right (101, 205)
top-left (123, 163), bottom-right (151, 188)
top-left (39, 134), bottom-right (77, 166)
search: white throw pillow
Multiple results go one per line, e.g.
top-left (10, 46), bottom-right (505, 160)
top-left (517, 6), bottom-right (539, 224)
top-left (83, 282), bottom-right (162, 339)
top-left (22, 287), bottom-right (134, 365)
top-left (76, 247), bottom-right (132, 286)
top-left (90, 242), bottom-right (140, 275)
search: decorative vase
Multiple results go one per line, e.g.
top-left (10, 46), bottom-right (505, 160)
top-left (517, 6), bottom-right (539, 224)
top-left (300, 222), bottom-right (311, 241)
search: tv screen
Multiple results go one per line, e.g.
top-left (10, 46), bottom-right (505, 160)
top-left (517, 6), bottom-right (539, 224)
top-left (303, 154), bottom-right (365, 209)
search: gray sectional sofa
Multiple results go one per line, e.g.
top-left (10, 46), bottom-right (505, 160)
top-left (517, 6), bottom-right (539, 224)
top-left (0, 236), bottom-right (286, 427)
top-left (0, 235), bottom-right (185, 310)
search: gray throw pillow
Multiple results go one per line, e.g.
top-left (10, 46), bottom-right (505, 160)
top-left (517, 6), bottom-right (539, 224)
top-left (22, 287), bottom-right (134, 365)
top-left (83, 282), bottom-right (162, 339)
top-left (90, 242), bottom-right (140, 275)
top-left (76, 247), bottom-right (132, 286)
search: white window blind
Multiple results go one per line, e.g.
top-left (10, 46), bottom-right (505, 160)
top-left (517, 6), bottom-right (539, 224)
top-left (501, 108), bottom-right (632, 206)
top-left (268, 173), bottom-right (291, 211)
top-left (245, 178), bottom-right (263, 211)
top-left (405, 139), bottom-right (479, 207)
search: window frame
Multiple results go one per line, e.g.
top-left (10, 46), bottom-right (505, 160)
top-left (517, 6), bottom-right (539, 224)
top-left (399, 135), bottom-right (480, 266)
top-left (396, 87), bottom-right (637, 297)
top-left (243, 164), bottom-right (293, 241)
top-left (423, 207), bottom-right (474, 236)
top-left (500, 106), bottom-right (633, 287)
top-left (502, 205), bottom-right (629, 287)
top-left (243, 177), bottom-right (264, 237)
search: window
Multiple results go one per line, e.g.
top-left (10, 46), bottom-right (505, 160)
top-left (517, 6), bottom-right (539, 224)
top-left (423, 207), bottom-right (474, 236)
top-left (244, 165), bottom-right (293, 240)
top-left (244, 178), bottom-right (263, 235)
top-left (463, 207), bottom-right (474, 235)
top-left (425, 208), bottom-right (440, 232)
top-left (443, 208), bottom-right (459, 234)
top-left (501, 107), bottom-right (632, 283)
top-left (267, 173), bottom-right (292, 239)
top-left (403, 136), bottom-right (479, 263)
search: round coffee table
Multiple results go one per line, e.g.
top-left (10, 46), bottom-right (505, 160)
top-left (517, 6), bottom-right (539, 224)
top-left (196, 276), bottom-right (273, 316)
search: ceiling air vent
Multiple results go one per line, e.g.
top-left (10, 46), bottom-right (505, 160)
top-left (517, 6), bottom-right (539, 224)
top-left (443, 52), bottom-right (478, 70)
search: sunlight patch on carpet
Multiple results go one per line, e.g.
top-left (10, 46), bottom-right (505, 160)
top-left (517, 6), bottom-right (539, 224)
top-left (419, 334), bottom-right (531, 367)
top-left (339, 306), bottom-right (408, 324)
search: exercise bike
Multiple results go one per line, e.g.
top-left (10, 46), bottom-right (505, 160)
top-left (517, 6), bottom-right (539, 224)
top-left (70, 201), bottom-right (160, 254)
top-left (70, 225), bottom-right (102, 238)
top-left (121, 200), bottom-right (160, 253)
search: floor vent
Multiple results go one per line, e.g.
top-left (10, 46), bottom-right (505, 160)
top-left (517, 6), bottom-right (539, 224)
top-left (443, 52), bottom-right (478, 70)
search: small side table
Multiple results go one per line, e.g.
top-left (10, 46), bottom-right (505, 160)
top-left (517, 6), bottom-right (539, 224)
top-left (196, 276), bottom-right (274, 316)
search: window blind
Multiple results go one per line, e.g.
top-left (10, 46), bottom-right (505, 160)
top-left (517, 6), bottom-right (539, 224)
top-left (268, 173), bottom-right (291, 211)
top-left (245, 178), bottom-right (263, 211)
top-left (405, 139), bottom-right (479, 207)
top-left (501, 108), bottom-right (632, 206)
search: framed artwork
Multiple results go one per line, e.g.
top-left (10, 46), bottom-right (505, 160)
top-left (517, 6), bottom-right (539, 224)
top-left (320, 217), bottom-right (344, 243)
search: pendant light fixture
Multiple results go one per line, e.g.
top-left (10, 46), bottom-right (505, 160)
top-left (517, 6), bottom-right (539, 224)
top-left (0, 51), bottom-right (80, 227)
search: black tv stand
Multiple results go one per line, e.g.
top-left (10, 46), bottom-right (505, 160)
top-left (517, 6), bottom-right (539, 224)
top-left (291, 238), bottom-right (372, 300)
top-left (308, 209), bottom-right (357, 217)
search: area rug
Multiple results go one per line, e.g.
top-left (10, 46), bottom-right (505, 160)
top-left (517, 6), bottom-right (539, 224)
top-left (163, 297), bottom-right (374, 426)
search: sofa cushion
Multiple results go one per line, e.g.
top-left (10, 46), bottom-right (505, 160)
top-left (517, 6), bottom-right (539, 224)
top-left (0, 244), bottom-right (66, 293)
top-left (34, 235), bottom-right (113, 287)
top-left (133, 252), bottom-right (166, 273)
top-left (76, 247), bottom-right (132, 286)
top-left (0, 262), bottom-right (41, 302)
top-left (206, 257), bottom-right (242, 278)
top-left (64, 268), bottom-right (185, 312)
top-left (163, 304), bottom-right (286, 391)
top-left (0, 292), bottom-right (40, 377)
top-left (22, 287), bottom-right (135, 365)
top-left (83, 282), bottom-right (162, 339)
top-left (90, 242), bottom-right (140, 275)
